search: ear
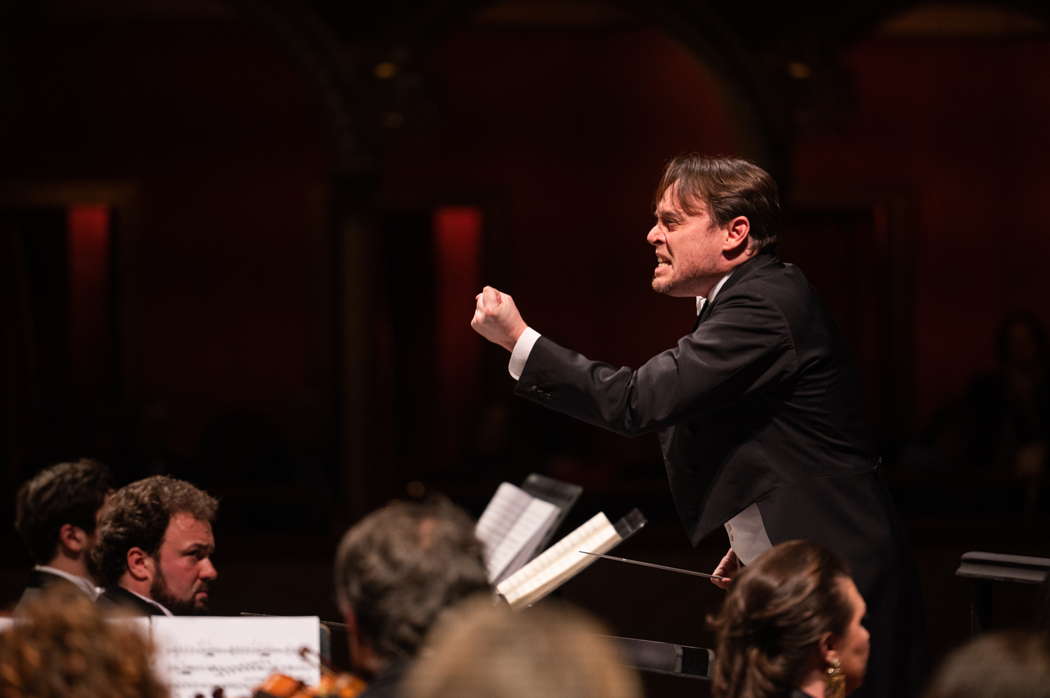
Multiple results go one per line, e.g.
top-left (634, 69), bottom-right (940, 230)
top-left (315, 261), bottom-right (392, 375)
top-left (342, 605), bottom-right (369, 672)
top-left (341, 603), bottom-right (357, 633)
top-left (126, 546), bottom-right (155, 583)
top-left (724, 215), bottom-right (751, 252)
top-left (58, 524), bottom-right (88, 554)
top-left (819, 630), bottom-right (840, 665)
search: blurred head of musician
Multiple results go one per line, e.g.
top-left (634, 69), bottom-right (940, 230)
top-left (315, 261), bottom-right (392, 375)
top-left (922, 630), bottom-right (1050, 698)
top-left (13, 459), bottom-right (112, 609)
top-left (709, 539), bottom-right (869, 698)
top-left (92, 475), bottom-right (218, 616)
top-left (403, 597), bottom-right (642, 698)
top-left (333, 496), bottom-right (490, 696)
top-left (0, 585), bottom-right (169, 698)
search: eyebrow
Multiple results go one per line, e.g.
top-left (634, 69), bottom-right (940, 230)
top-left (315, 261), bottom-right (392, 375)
top-left (655, 208), bottom-right (683, 223)
top-left (182, 543), bottom-right (214, 554)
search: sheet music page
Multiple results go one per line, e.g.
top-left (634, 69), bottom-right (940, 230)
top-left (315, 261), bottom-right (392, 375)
top-left (476, 483), bottom-right (557, 581)
top-left (150, 616), bottom-right (321, 698)
top-left (495, 499), bottom-right (560, 583)
top-left (497, 512), bottom-right (621, 610)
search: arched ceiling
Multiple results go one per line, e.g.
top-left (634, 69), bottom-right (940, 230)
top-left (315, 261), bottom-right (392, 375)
top-left (7, 0), bottom-right (1049, 172)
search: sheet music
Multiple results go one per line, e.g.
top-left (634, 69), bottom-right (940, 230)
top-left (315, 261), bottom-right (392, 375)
top-left (476, 483), bottom-right (559, 582)
top-left (497, 512), bottom-right (622, 610)
top-left (150, 616), bottom-right (320, 698)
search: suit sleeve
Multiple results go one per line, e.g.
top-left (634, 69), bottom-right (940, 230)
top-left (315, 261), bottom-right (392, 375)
top-left (514, 288), bottom-right (797, 436)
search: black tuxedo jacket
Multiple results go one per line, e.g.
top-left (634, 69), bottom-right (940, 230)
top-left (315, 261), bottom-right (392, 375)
top-left (96, 585), bottom-right (169, 616)
top-left (515, 252), bottom-right (924, 697)
top-left (16, 569), bottom-right (92, 611)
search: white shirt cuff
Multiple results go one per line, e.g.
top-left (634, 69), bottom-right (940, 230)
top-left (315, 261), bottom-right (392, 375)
top-left (508, 327), bottom-right (541, 380)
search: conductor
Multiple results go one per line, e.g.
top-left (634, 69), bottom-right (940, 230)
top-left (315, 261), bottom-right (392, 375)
top-left (470, 154), bottom-right (924, 698)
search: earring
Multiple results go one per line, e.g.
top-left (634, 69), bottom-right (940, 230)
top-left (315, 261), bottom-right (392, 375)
top-left (825, 657), bottom-right (845, 698)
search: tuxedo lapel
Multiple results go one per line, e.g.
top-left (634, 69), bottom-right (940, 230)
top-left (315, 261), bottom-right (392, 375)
top-left (691, 253), bottom-right (778, 333)
top-left (97, 586), bottom-right (169, 616)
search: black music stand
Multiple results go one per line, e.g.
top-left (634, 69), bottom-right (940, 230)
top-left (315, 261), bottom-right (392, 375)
top-left (607, 635), bottom-right (713, 680)
top-left (955, 551), bottom-right (1050, 634)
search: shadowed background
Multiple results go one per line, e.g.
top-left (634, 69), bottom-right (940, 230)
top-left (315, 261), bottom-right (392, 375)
top-left (3, 1), bottom-right (1050, 694)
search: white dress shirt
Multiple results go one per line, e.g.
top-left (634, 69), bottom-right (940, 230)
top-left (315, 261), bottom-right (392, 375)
top-left (33, 565), bottom-right (101, 600)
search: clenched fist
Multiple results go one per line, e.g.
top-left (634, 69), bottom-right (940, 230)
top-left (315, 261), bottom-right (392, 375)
top-left (471, 286), bottom-right (527, 352)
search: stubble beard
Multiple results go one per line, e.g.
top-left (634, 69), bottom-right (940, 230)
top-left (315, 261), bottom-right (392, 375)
top-left (150, 568), bottom-right (205, 616)
top-left (651, 264), bottom-right (676, 295)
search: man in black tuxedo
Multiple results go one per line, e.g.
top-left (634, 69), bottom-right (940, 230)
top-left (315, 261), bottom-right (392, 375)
top-left (13, 459), bottom-right (112, 611)
top-left (471, 154), bottom-right (924, 698)
top-left (92, 475), bottom-right (218, 616)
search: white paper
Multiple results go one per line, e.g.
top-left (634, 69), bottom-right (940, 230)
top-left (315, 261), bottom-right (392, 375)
top-left (496, 512), bottom-right (621, 610)
top-left (150, 616), bottom-right (321, 698)
top-left (476, 482), bottom-right (559, 582)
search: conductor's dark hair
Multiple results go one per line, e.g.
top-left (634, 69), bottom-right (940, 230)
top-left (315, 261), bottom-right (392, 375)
top-left (91, 475), bottom-right (218, 588)
top-left (654, 154), bottom-right (780, 253)
top-left (708, 540), bottom-right (853, 698)
top-left (923, 630), bottom-right (1050, 698)
top-left (333, 496), bottom-right (490, 665)
top-left (15, 459), bottom-right (113, 564)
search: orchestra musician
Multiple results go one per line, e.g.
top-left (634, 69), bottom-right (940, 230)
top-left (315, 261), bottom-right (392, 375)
top-left (0, 585), bottom-right (169, 698)
top-left (709, 540), bottom-right (870, 698)
top-left (403, 597), bottom-right (642, 698)
top-left (332, 496), bottom-right (490, 698)
top-left (471, 154), bottom-right (926, 697)
top-left (13, 459), bottom-right (112, 610)
top-left (92, 475), bottom-right (219, 616)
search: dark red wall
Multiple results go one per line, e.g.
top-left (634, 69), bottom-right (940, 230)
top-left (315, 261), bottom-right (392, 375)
top-left (6, 10), bottom-right (1050, 495)
top-left (794, 36), bottom-right (1050, 422)
top-left (4, 18), bottom-right (334, 478)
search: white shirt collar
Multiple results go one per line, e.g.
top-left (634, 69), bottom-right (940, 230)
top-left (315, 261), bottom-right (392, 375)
top-left (33, 565), bottom-right (101, 600)
top-left (695, 271), bottom-right (734, 316)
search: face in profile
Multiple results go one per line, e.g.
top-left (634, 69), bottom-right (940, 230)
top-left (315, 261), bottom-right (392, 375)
top-left (646, 183), bottom-right (728, 298)
top-left (829, 576), bottom-right (870, 693)
top-left (150, 512), bottom-right (217, 614)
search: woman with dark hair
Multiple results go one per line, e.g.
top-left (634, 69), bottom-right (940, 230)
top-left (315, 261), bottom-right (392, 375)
top-left (709, 540), bottom-right (870, 698)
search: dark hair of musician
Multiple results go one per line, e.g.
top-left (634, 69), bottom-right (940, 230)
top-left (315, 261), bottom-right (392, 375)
top-left (15, 459), bottom-right (112, 564)
top-left (403, 597), bottom-right (642, 698)
top-left (90, 475), bottom-right (218, 588)
top-left (923, 630), bottom-right (1050, 698)
top-left (333, 496), bottom-right (490, 664)
top-left (0, 585), bottom-right (169, 698)
top-left (708, 540), bottom-right (853, 698)
top-left (654, 154), bottom-right (780, 253)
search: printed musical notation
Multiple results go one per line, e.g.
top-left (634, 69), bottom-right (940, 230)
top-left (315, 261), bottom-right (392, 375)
top-left (476, 482), bottom-right (559, 582)
top-left (150, 616), bottom-right (321, 698)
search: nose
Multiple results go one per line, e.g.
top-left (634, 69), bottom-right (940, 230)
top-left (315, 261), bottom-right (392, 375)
top-left (647, 224), bottom-right (664, 246)
top-left (200, 557), bottom-right (218, 581)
